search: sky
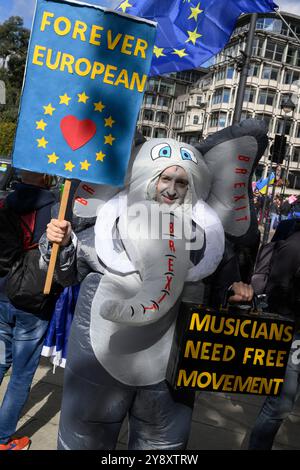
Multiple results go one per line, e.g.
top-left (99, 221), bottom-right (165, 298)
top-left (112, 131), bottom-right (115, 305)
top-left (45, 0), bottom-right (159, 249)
top-left (0, 0), bottom-right (299, 28)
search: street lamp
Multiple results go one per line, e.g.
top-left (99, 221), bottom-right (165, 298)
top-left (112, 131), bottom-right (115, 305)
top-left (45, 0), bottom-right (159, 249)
top-left (280, 96), bottom-right (295, 196)
top-left (262, 95), bottom-right (295, 244)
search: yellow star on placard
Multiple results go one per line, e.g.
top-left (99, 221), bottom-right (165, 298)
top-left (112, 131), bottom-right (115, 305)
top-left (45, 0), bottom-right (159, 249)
top-left (43, 103), bottom-right (56, 115)
top-left (104, 116), bottom-right (115, 128)
top-left (77, 91), bottom-right (89, 103)
top-left (47, 152), bottom-right (59, 164)
top-left (80, 160), bottom-right (91, 171)
top-left (94, 101), bottom-right (105, 112)
top-left (36, 119), bottom-right (47, 131)
top-left (96, 151), bottom-right (106, 162)
top-left (37, 136), bottom-right (48, 148)
top-left (59, 93), bottom-right (71, 105)
top-left (186, 27), bottom-right (202, 45)
top-left (172, 48), bottom-right (188, 58)
top-left (153, 46), bottom-right (166, 58)
top-left (119, 0), bottom-right (132, 13)
top-left (65, 160), bottom-right (75, 172)
top-left (104, 134), bottom-right (115, 146)
top-left (188, 2), bottom-right (203, 21)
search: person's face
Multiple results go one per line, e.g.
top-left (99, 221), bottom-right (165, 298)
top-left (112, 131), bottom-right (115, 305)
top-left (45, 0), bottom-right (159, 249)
top-left (156, 166), bottom-right (188, 205)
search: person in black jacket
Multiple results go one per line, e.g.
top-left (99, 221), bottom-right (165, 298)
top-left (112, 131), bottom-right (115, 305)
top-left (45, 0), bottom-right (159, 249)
top-left (0, 170), bottom-right (58, 451)
top-left (248, 225), bottom-right (300, 450)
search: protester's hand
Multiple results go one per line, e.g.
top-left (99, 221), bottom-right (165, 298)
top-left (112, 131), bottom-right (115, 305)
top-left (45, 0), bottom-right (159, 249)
top-left (46, 219), bottom-right (72, 246)
top-left (228, 281), bottom-right (254, 304)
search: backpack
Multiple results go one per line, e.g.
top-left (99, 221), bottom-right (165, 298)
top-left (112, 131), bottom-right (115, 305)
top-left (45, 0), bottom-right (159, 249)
top-left (251, 241), bottom-right (277, 296)
top-left (5, 248), bottom-right (62, 317)
top-left (0, 205), bottom-right (24, 277)
top-left (0, 200), bottom-right (62, 316)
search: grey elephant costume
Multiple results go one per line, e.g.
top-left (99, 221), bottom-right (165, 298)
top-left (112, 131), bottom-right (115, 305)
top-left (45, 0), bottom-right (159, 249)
top-left (40, 119), bottom-right (268, 450)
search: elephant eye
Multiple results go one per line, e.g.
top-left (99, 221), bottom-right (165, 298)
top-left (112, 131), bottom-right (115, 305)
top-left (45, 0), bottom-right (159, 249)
top-left (180, 147), bottom-right (197, 164)
top-left (151, 143), bottom-right (172, 160)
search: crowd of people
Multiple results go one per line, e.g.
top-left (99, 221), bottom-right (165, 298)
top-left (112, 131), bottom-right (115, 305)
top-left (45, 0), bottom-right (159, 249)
top-left (0, 123), bottom-right (300, 451)
top-left (253, 191), bottom-right (300, 230)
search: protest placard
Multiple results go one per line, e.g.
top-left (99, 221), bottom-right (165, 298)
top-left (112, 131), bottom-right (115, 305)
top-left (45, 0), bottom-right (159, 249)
top-left (167, 303), bottom-right (295, 396)
top-left (13, 0), bottom-right (156, 186)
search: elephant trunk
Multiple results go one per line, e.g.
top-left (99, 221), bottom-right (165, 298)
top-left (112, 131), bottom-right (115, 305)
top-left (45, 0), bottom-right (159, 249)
top-left (101, 202), bottom-right (192, 325)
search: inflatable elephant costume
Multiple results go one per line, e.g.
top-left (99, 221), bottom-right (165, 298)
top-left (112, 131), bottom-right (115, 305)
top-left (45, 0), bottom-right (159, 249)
top-left (40, 119), bottom-right (268, 450)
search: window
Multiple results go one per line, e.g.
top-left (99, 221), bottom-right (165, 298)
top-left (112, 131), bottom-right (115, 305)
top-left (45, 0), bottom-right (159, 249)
top-left (209, 111), bottom-right (227, 128)
top-left (296, 124), bottom-right (300, 139)
top-left (144, 94), bottom-right (156, 105)
top-left (286, 46), bottom-right (297, 66)
top-left (283, 69), bottom-right (300, 85)
top-left (143, 109), bottom-right (154, 121)
top-left (219, 112), bottom-right (226, 127)
top-left (244, 86), bottom-right (256, 103)
top-left (212, 89), bottom-right (222, 105)
top-left (226, 67), bottom-right (234, 79)
top-left (288, 172), bottom-right (300, 190)
top-left (276, 118), bottom-right (293, 136)
top-left (212, 88), bottom-right (230, 104)
top-left (223, 89), bottom-right (230, 103)
top-left (153, 128), bottom-right (167, 138)
top-left (196, 96), bottom-right (202, 106)
top-left (258, 89), bottom-right (275, 106)
top-left (174, 115), bottom-right (184, 129)
top-left (210, 112), bottom-right (218, 127)
top-left (255, 113), bottom-right (272, 131)
top-left (159, 82), bottom-right (174, 95)
top-left (256, 18), bottom-right (282, 33)
top-left (264, 39), bottom-right (285, 62)
top-left (156, 112), bottom-right (169, 125)
top-left (157, 96), bottom-right (170, 107)
top-left (292, 148), bottom-right (300, 163)
top-left (252, 37), bottom-right (264, 57)
top-left (141, 126), bottom-right (152, 137)
top-left (193, 115), bottom-right (199, 125)
top-left (248, 64), bottom-right (259, 77)
top-left (274, 43), bottom-right (284, 62)
top-left (146, 79), bottom-right (159, 92)
top-left (262, 66), bottom-right (279, 81)
top-left (215, 67), bottom-right (226, 81)
top-left (241, 111), bottom-right (253, 120)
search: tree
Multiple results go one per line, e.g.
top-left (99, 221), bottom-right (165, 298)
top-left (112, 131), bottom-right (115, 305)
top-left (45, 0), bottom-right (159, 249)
top-left (0, 17), bottom-right (29, 154)
top-left (0, 16), bottom-right (30, 88)
top-left (0, 122), bottom-right (17, 155)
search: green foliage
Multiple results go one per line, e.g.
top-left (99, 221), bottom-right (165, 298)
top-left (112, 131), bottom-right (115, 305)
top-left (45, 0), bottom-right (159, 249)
top-left (0, 122), bottom-right (16, 156)
top-left (0, 16), bottom-right (29, 124)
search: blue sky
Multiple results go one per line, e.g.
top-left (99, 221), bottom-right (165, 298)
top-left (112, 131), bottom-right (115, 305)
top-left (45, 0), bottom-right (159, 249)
top-left (0, 0), bottom-right (120, 27)
top-left (0, 0), bottom-right (299, 28)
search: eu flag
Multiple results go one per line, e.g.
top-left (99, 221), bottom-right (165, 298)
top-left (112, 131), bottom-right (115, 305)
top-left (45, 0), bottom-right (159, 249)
top-left (256, 172), bottom-right (275, 194)
top-left (116, 0), bottom-right (277, 75)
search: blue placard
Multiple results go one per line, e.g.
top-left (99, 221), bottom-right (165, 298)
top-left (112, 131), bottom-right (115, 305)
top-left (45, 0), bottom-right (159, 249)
top-left (13, 0), bottom-right (156, 186)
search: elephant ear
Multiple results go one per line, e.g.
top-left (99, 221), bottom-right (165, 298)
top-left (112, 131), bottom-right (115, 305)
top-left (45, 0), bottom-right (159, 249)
top-left (195, 119), bottom-right (268, 246)
top-left (72, 130), bottom-right (146, 219)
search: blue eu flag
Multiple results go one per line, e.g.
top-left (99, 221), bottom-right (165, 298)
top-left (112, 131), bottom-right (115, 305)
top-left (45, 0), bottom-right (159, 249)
top-left (116, 0), bottom-right (277, 75)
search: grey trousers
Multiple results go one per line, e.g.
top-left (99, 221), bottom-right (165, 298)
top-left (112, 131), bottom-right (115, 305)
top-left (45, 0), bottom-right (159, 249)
top-left (58, 363), bottom-right (195, 450)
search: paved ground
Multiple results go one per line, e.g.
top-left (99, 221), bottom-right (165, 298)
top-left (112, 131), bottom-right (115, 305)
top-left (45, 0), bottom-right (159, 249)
top-left (1, 357), bottom-right (300, 451)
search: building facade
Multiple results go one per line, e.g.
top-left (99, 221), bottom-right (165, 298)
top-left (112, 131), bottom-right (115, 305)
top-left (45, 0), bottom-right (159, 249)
top-left (173, 11), bottom-right (300, 193)
top-left (137, 69), bottom-right (206, 140)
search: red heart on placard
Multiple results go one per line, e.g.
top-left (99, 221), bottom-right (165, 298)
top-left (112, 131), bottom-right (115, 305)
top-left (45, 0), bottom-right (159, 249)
top-left (60, 115), bottom-right (96, 150)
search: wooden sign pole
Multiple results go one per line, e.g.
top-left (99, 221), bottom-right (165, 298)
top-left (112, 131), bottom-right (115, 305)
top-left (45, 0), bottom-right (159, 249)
top-left (44, 179), bottom-right (72, 295)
